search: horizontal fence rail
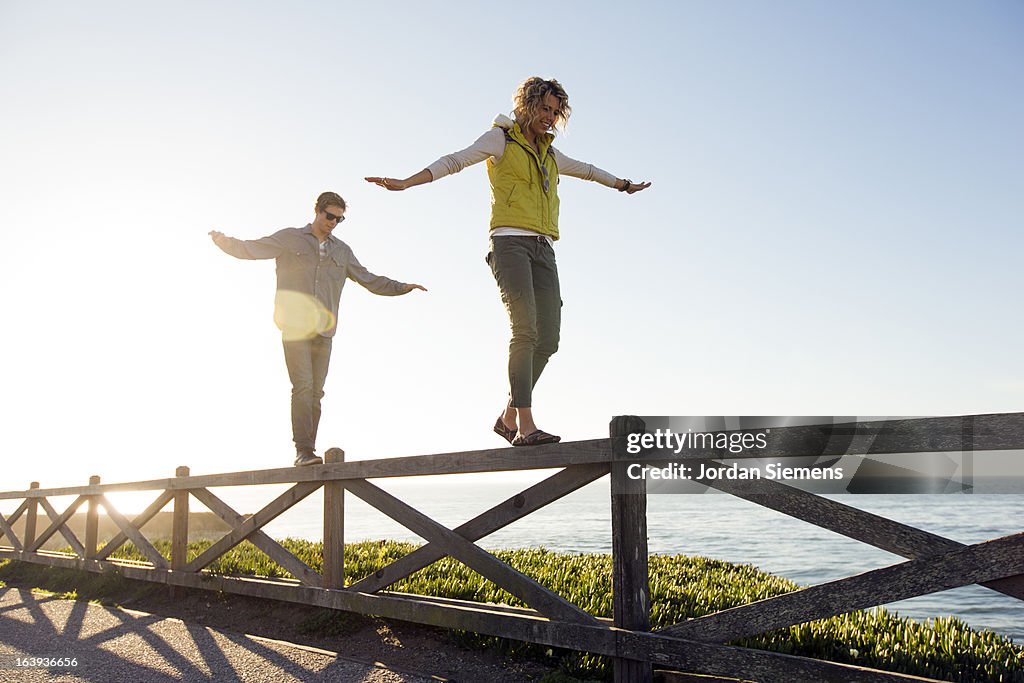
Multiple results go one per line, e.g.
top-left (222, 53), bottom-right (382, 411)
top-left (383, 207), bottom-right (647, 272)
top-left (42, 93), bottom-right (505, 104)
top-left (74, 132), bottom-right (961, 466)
top-left (0, 414), bottom-right (1021, 683)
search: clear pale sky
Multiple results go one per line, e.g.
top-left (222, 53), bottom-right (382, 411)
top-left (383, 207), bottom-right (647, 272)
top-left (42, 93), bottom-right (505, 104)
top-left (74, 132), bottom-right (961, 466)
top-left (1, 1), bottom-right (1022, 499)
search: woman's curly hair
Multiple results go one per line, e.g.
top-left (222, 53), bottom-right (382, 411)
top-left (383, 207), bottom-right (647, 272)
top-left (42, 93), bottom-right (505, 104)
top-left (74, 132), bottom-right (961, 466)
top-left (513, 77), bottom-right (571, 135)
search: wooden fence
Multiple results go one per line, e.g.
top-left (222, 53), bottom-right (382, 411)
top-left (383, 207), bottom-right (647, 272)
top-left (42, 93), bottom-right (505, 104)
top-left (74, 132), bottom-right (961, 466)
top-left (1, 414), bottom-right (1022, 683)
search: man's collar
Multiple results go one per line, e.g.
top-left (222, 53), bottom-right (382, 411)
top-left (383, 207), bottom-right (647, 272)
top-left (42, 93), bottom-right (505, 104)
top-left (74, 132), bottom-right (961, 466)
top-left (302, 223), bottom-right (337, 244)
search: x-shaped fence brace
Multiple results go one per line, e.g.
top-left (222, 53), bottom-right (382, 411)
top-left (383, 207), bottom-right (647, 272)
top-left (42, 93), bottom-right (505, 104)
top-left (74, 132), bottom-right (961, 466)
top-left (0, 462), bottom-right (615, 625)
top-left (655, 468), bottom-right (1024, 644)
top-left (1, 461), bottom-right (1021, 636)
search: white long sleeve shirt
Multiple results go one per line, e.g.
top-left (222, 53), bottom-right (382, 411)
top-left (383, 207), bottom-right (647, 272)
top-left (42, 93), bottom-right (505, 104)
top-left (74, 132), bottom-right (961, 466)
top-left (425, 116), bottom-right (618, 243)
top-left (426, 119), bottom-right (618, 188)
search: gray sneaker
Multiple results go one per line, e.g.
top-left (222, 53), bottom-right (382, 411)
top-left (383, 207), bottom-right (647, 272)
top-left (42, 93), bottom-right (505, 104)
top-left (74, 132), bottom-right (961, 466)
top-left (294, 451), bottom-right (323, 467)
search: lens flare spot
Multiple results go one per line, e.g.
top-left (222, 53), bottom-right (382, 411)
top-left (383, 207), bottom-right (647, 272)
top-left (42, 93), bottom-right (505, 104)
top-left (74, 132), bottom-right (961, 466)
top-left (273, 290), bottom-right (335, 341)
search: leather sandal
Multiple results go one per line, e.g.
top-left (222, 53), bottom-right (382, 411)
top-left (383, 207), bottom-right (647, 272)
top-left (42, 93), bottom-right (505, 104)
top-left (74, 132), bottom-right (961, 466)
top-left (493, 417), bottom-right (517, 445)
top-left (512, 430), bottom-right (561, 447)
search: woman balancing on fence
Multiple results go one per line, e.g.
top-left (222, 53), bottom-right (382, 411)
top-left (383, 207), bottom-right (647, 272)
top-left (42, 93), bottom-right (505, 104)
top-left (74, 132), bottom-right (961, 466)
top-left (366, 77), bottom-right (650, 447)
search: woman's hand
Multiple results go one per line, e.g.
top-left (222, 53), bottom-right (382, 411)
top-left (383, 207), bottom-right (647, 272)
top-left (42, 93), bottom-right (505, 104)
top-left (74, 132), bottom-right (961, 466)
top-left (365, 176), bottom-right (408, 191)
top-left (625, 181), bottom-right (651, 194)
top-left (366, 169), bottom-right (433, 191)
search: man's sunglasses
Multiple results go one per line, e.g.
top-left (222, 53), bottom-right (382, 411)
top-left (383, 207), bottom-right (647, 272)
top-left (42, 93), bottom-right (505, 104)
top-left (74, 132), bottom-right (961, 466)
top-left (324, 211), bottom-right (345, 223)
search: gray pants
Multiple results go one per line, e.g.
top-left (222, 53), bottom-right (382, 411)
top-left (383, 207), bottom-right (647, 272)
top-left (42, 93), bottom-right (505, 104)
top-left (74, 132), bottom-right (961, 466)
top-left (282, 335), bottom-right (333, 454)
top-left (488, 235), bottom-right (561, 408)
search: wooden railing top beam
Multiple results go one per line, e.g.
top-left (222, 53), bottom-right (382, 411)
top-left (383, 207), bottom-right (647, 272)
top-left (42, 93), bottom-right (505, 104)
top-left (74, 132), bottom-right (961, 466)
top-left (633, 412), bottom-right (1024, 461)
top-left (0, 438), bottom-right (614, 500)
top-left (2, 411), bottom-right (1022, 501)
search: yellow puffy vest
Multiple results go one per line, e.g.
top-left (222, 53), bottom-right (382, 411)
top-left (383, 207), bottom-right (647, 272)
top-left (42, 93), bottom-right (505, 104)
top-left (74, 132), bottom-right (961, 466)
top-left (486, 121), bottom-right (561, 240)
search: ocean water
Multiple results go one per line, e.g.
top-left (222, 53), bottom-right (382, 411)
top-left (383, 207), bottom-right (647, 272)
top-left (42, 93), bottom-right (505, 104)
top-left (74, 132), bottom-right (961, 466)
top-left (193, 475), bottom-right (1024, 644)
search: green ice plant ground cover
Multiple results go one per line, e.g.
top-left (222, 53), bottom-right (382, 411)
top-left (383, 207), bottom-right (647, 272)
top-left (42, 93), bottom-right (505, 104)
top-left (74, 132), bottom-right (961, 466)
top-left (4, 539), bottom-right (1021, 682)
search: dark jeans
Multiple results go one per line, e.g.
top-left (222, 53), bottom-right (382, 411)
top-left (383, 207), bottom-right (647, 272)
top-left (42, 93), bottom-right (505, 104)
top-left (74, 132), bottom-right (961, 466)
top-left (487, 235), bottom-right (561, 408)
top-left (282, 335), bottom-right (333, 454)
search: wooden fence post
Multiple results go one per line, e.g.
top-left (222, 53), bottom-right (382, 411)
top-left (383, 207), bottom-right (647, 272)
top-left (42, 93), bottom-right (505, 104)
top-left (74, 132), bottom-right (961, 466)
top-left (85, 476), bottom-right (101, 559)
top-left (24, 482), bottom-right (39, 553)
top-left (171, 466), bottom-right (190, 593)
top-left (323, 448), bottom-right (345, 589)
top-left (610, 416), bottom-right (652, 683)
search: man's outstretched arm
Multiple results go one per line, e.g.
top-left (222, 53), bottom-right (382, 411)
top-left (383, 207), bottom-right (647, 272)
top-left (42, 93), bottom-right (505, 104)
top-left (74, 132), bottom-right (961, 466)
top-left (346, 252), bottom-right (427, 296)
top-left (209, 230), bottom-right (285, 260)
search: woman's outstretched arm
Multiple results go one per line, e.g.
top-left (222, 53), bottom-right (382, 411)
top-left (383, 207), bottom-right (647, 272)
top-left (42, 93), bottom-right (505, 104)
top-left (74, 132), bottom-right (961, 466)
top-left (364, 170), bottom-right (433, 192)
top-left (553, 148), bottom-right (652, 194)
top-left (366, 127), bottom-right (506, 191)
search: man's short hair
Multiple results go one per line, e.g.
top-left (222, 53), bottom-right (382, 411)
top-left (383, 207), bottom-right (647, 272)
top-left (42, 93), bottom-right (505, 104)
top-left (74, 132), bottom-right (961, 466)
top-left (315, 191), bottom-right (346, 214)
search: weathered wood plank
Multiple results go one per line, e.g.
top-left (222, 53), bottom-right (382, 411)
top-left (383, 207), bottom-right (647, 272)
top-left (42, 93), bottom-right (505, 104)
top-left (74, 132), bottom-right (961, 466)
top-left (611, 416), bottom-right (653, 683)
top-left (4, 499), bottom-right (30, 528)
top-left (0, 510), bottom-right (22, 551)
top-left (22, 486), bottom-right (37, 549)
top-left (188, 486), bottom-right (322, 586)
top-left (95, 490), bottom-right (175, 561)
top-left (84, 476), bottom-right (100, 559)
top-left (28, 497), bottom-right (87, 555)
top-left (96, 495), bottom-right (168, 569)
top-left (345, 478), bottom-right (600, 625)
top-left (660, 532), bottom-right (1024, 643)
top-left (5, 412), bottom-right (1022, 502)
top-left (323, 448), bottom-right (344, 589)
top-left (171, 466), bottom-right (190, 575)
top-left (616, 413), bottom-right (1024, 463)
top-left (654, 672), bottom-right (756, 683)
top-left (0, 438), bottom-right (615, 500)
top-left (0, 548), bottom-right (946, 682)
top-left (170, 466), bottom-right (191, 601)
top-left (381, 590), bottom-right (585, 620)
top-left (0, 497), bottom-right (30, 549)
top-left (620, 630), bottom-right (946, 683)
top-left (349, 462), bottom-right (610, 594)
top-left (705, 474), bottom-right (1024, 601)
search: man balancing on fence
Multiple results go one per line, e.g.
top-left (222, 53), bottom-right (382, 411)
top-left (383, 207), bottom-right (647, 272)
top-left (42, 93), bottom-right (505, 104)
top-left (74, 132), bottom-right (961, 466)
top-left (209, 191), bottom-right (427, 467)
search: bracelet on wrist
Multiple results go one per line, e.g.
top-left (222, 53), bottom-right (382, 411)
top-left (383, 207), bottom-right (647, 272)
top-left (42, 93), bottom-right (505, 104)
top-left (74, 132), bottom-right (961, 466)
top-left (618, 179), bottom-right (632, 192)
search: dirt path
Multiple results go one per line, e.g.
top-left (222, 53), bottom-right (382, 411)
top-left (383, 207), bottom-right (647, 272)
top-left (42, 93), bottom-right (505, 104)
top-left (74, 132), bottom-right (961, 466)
top-left (0, 586), bottom-right (559, 682)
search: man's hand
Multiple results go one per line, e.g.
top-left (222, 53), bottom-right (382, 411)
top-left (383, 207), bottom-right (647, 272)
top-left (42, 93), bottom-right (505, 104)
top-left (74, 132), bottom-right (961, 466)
top-left (209, 230), bottom-right (226, 244)
top-left (405, 283), bottom-right (428, 293)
